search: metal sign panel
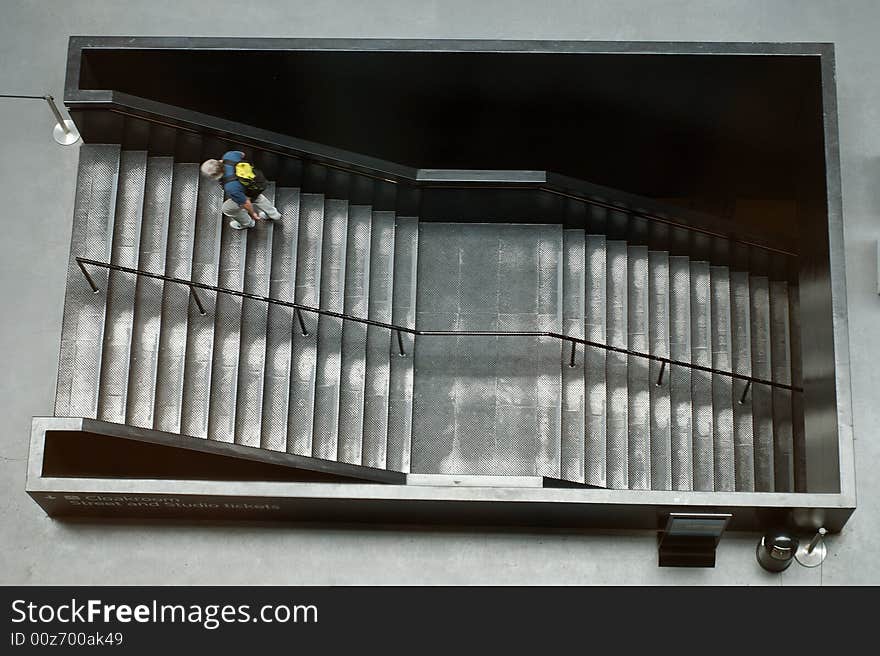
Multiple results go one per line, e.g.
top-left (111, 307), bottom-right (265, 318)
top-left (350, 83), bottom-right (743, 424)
top-left (658, 513), bottom-right (733, 567)
top-left (664, 513), bottom-right (732, 542)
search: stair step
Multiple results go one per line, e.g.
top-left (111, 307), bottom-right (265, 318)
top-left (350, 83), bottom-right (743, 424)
top-left (496, 226), bottom-right (538, 476)
top-left (386, 216), bottom-right (420, 473)
top-left (312, 198), bottom-right (349, 460)
top-left (627, 245), bottom-right (650, 490)
top-left (206, 186), bottom-right (248, 443)
top-left (126, 156), bottom-right (173, 429)
top-left (235, 183), bottom-right (276, 447)
top-left (770, 280), bottom-right (794, 492)
top-left (584, 235), bottom-right (607, 488)
top-left (789, 285), bottom-right (807, 492)
top-left (535, 225), bottom-right (563, 478)
top-left (56, 144), bottom-right (121, 418)
top-left (560, 229), bottom-right (585, 483)
top-left (337, 205), bottom-right (372, 465)
top-left (179, 172), bottom-right (224, 439)
top-left (287, 193), bottom-right (324, 456)
top-left (749, 275), bottom-right (775, 491)
top-left (730, 270), bottom-right (755, 491)
top-left (97, 150), bottom-right (147, 424)
top-left (648, 250), bottom-right (672, 490)
top-left (154, 162), bottom-right (200, 434)
top-left (710, 266), bottom-right (735, 491)
top-left (410, 222), bottom-right (459, 474)
top-left (669, 255), bottom-right (693, 491)
top-left (605, 240), bottom-right (628, 489)
top-left (689, 260), bottom-right (714, 491)
top-left (362, 210), bottom-right (395, 469)
top-left (260, 187), bottom-right (301, 451)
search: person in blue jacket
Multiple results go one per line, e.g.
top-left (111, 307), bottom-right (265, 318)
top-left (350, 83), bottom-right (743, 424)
top-left (200, 151), bottom-right (281, 230)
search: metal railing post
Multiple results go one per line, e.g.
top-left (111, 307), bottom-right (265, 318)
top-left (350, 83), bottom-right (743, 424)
top-left (76, 259), bottom-right (100, 293)
top-left (69, 258), bottom-right (804, 397)
top-left (0, 93), bottom-right (79, 146)
top-left (44, 95), bottom-right (80, 146)
top-left (795, 527), bottom-right (828, 567)
top-left (806, 527), bottom-right (827, 554)
top-left (296, 308), bottom-right (309, 336)
top-left (189, 286), bottom-right (207, 316)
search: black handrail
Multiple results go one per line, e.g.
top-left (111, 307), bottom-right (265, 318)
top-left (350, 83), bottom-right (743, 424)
top-left (540, 186), bottom-right (797, 259)
top-left (1, 93), bottom-right (80, 145)
top-left (76, 257), bottom-right (803, 395)
top-left (74, 95), bottom-right (796, 259)
top-left (0, 93), bottom-right (46, 100)
top-left (419, 182), bottom-right (798, 259)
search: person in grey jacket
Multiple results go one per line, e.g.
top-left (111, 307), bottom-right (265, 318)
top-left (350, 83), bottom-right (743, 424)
top-left (200, 151), bottom-right (281, 230)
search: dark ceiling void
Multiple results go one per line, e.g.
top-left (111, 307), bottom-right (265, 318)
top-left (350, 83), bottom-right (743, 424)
top-left (81, 48), bottom-right (825, 230)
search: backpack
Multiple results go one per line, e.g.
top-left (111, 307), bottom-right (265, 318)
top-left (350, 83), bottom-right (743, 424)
top-left (221, 159), bottom-right (268, 198)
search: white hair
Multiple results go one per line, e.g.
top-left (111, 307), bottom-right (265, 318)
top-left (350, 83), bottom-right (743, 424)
top-left (200, 159), bottom-right (223, 179)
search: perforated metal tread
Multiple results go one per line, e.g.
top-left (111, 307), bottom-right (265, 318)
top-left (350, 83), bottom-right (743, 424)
top-left (362, 210), bottom-right (395, 469)
top-left (561, 230), bottom-right (585, 483)
top-left (668, 256), bottom-right (693, 491)
top-left (584, 235), bottom-right (607, 488)
top-left (648, 251), bottom-right (671, 491)
top-left (689, 261), bottom-right (714, 491)
top-left (180, 172), bottom-right (224, 440)
top-left (409, 222), bottom-right (458, 474)
top-left (206, 183), bottom-right (248, 443)
top-left (730, 270), bottom-right (755, 491)
top-left (154, 163), bottom-right (200, 434)
top-left (235, 184), bottom-right (276, 448)
top-left (770, 280), bottom-right (794, 492)
top-left (750, 275), bottom-right (775, 491)
top-left (536, 226), bottom-right (563, 479)
top-left (126, 156), bottom-right (174, 429)
top-left (789, 285), bottom-right (806, 492)
top-left (97, 150), bottom-right (147, 424)
top-left (287, 193), bottom-right (324, 456)
top-left (627, 245), bottom-right (651, 490)
top-left (605, 240), bottom-right (629, 489)
top-left (386, 216), bottom-right (419, 473)
top-left (56, 144), bottom-right (121, 419)
top-left (312, 198), bottom-right (349, 460)
top-left (710, 266), bottom-right (735, 492)
top-left (337, 205), bottom-right (372, 465)
top-left (411, 223), bottom-right (563, 477)
top-left (260, 188), bottom-right (301, 451)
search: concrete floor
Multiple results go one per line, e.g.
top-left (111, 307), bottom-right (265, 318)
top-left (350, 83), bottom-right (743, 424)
top-left (1, 0), bottom-right (877, 584)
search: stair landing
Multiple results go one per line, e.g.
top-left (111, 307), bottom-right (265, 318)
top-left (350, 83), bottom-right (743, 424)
top-left (411, 223), bottom-right (563, 476)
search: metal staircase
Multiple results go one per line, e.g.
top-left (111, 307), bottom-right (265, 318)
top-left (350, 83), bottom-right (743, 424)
top-left (58, 145), bottom-right (420, 474)
top-left (56, 144), bottom-right (801, 492)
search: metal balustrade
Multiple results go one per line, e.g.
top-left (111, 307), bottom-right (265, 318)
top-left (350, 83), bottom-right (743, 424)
top-left (76, 256), bottom-right (803, 397)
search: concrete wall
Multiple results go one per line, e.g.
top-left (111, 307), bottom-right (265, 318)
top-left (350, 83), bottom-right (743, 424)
top-left (1, 0), bottom-right (877, 584)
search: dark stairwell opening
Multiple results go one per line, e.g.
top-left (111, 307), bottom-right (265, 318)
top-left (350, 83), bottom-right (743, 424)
top-left (60, 41), bottom-right (842, 498)
top-left (79, 48), bottom-right (825, 243)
